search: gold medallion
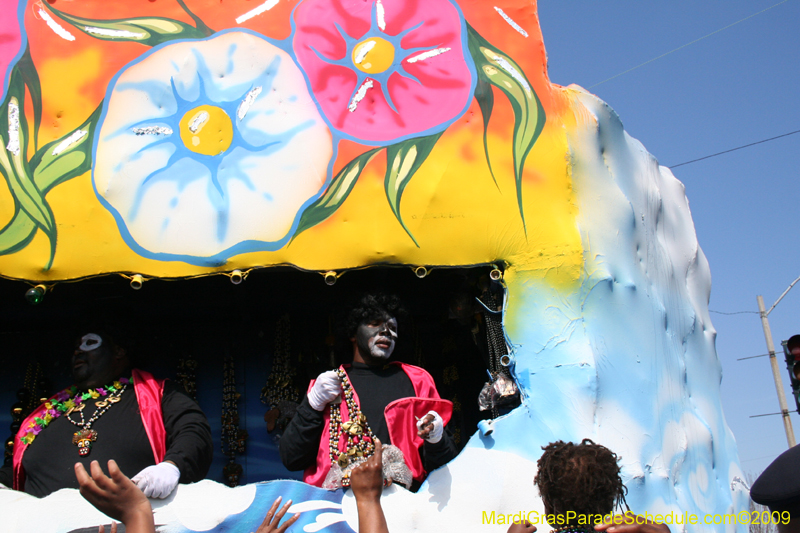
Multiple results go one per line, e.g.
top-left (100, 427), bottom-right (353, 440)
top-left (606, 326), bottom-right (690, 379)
top-left (108, 396), bottom-right (121, 403)
top-left (338, 453), bottom-right (349, 468)
top-left (95, 401), bottom-right (109, 408)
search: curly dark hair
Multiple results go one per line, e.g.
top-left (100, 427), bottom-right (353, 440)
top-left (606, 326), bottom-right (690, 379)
top-left (343, 293), bottom-right (405, 338)
top-left (534, 439), bottom-right (627, 526)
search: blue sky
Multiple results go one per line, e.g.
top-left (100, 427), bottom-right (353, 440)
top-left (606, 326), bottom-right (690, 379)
top-left (537, 0), bottom-right (800, 475)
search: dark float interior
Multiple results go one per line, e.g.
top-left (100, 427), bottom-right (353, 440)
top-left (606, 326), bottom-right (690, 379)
top-left (0, 265), bottom-right (508, 484)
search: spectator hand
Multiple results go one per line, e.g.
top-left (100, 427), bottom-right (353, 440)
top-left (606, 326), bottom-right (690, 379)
top-left (131, 461), bottom-right (180, 498)
top-left (74, 459), bottom-right (153, 532)
top-left (255, 496), bottom-right (300, 533)
top-left (416, 411), bottom-right (444, 443)
top-left (308, 371), bottom-right (342, 411)
top-left (507, 521), bottom-right (537, 533)
top-left (350, 437), bottom-right (384, 502)
top-left (594, 513), bottom-right (671, 533)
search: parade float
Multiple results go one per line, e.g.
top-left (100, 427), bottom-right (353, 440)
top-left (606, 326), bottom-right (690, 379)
top-left (0, 0), bottom-right (748, 531)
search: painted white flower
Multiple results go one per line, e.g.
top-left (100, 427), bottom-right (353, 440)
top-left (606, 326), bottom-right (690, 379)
top-left (93, 30), bottom-right (333, 263)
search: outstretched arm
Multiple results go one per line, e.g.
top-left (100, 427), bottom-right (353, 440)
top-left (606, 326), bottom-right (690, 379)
top-left (280, 372), bottom-right (341, 471)
top-left (349, 438), bottom-right (390, 533)
top-left (417, 412), bottom-right (457, 471)
top-left (132, 382), bottom-right (213, 498)
top-left (74, 459), bottom-right (155, 533)
top-left (161, 381), bottom-right (214, 482)
top-left (279, 396), bottom-right (327, 470)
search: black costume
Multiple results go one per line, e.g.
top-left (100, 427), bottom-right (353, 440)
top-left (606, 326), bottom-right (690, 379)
top-left (280, 362), bottom-right (457, 485)
top-left (0, 381), bottom-right (211, 497)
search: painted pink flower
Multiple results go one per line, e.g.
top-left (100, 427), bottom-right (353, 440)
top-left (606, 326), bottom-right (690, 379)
top-left (0, 0), bottom-right (23, 102)
top-left (292, 0), bottom-right (476, 145)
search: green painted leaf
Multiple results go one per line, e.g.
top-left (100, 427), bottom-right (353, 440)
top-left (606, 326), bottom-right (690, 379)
top-left (467, 24), bottom-right (546, 232)
top-left (473, 77), bottom-right (498, 189)
top-left (31, 104), bottom-right (102, 193)
top-left (46, 5), bottom-right (207, 47)
top-left (0, 209), bottom-right (37, 255)
top-left (384, 132), bottom-right (444, 247)
top-left (16, 45), bottom-right (42, 152)
top-left (291, 148), bottom-right (381, 241)
top-left (175, 0), bottom-right (215, 37)
top-left (0, 68), bottom-right (57, 267)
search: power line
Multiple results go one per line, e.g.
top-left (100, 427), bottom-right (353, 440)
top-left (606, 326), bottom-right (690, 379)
top-left (737, 353), bottom-right (772, 361)
top-left (740, 453), bottom-right (783, 464)
top-left (588, 0), bottom-right (789, 89)
top-left (670, 129), bottom-right (800, 168)
top-left (710, 310), bottom-right (759, 315)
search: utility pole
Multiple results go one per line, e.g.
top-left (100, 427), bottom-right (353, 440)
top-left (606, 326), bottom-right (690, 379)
top-left (758, 294), bottom-right (796, 447)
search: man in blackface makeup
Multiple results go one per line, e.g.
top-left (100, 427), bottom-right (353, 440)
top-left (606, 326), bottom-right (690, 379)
top-left (0, 328), bottom-right (212, 498)
top-left (280, 293), bottom-right (457, 489)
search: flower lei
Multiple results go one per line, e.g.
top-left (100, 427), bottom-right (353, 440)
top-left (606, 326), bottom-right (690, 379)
top-left (19, 377), bottom-right (131, 445)
top-left (328, 368), bottom-right (376, 487)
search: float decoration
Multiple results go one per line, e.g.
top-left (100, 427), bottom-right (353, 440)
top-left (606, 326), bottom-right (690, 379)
top-left (0, 2), bottom-right (750, 531)
top-left (467, 23), bottom-right (546, 229)
top-left (45, 1), bottom-right (214, 45)
top-left (0, 0), bottom-right (545, 268)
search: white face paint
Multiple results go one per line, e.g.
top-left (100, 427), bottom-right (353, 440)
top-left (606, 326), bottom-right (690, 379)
top-left (78, 333), bottom-right (103, 352)
top-left (355, 317), bottom-right (398, 360)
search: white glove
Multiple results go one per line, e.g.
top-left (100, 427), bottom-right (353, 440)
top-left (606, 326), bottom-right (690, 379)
top-left (308, 371), bottom-right (342, 411)
top-left (416, 410), bottom-right (444, 443)
top-left (131, 461), bottom-right (180, 498)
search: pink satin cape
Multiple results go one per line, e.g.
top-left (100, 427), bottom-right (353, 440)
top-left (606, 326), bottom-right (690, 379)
top-left (303, 362), bottom-right (453, 487)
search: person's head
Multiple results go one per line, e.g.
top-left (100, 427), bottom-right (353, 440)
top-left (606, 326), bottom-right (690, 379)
top-left (345, 293), bottom-right (403, 365)
top-left (534, 439), bottom-right (627, 526)
top-left (72, 329), bottom-right (131, 389)
top-left (751, 444), bottom-right (800, 533)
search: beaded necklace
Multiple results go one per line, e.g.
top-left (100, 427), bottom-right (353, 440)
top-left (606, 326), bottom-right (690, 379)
top-left (65, 380), bottom-right (129, 456)
top-left (328, 368), bottom-right (376, 487)
top-left (221, 357), bottom-right (246, 487)
top-left (19, 377), bottom-right (131, 458)
top-left (550, 525), bottom-right (596, 533)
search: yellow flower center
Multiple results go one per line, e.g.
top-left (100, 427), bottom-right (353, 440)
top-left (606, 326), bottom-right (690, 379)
top-left (352, 37), bottom-right (395, 74)
top-left (179, 105), bottom-right (234, 156)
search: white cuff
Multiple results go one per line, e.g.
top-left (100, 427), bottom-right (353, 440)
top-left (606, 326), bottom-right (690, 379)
top-left (418, 410), bottom-right (444, 443)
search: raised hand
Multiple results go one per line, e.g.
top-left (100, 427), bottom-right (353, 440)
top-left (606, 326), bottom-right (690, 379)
top-left (74, 460), bottom-right (154, 533)
top-left (255, 496), bottom-right (300, 533)
top-left (307, 371), bottom-right (342, 411)
top-left (507, 521), bottom-right (537, 533)
top-left (131, 461), bottom-right (181, 498)
top-left (416, 411), bottom-right (443, 443)
top-left (349, 438), bottom-right (389, 533)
